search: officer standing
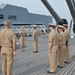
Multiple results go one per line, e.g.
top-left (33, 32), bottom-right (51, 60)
top-left (47, 23), bottom-right (59, 74)
top-left (0, 20), bottom-right (16, 75)
top-left (63, 24), bottom-right (70, 63)
top-left (57, 25), bottom-right (66, 68)
top-left (32, 25), bottom-right (38, 53)
top-left (19, 26), bottom-right (25, 51)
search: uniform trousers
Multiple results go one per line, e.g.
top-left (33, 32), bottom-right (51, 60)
top-left (57, 45), bottom-right (66, 67)
top-left (48, 45), bottom-right (58, 72)
top-left (20, 37), bottom-right (24, 49)
top-left (64, 46), bottom-right (70, 62)
top-left (1, 47), bottom-right (13, 75)
top-left (33, 41), bottom-right (38, 52)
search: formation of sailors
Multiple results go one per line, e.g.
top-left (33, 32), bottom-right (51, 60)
top-left (47, 23), bottom-right (70, 74)
top-left (0, 20), bottom-right (70, 75)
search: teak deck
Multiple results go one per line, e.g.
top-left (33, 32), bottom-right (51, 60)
top-left (0, 40), bottom-right (75, 75)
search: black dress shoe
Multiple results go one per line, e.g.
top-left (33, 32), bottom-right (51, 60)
top-left (33, 51), bottom-right (35, 53)
top-left (23, 50), bottom-right (25, 51)
top-left (21, 49), bottom-right (25, 52)
top-left (64, 62), bottom-right (69, 64)
top-left (33, 51), bottom-right (38, 53)
top-left (36, 51), bottom-right (38, 52)
top-left (47, 71), bottom-right (56, 74)
top-left (57, 65), bottom-right (63, 68)
top-left (33, 51), bottom-right (37, 53)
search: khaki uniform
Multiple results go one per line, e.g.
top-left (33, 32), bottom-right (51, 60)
top-left (0, 28), bottom-right (16, 75)
top-left (19, 31), bottom-right (25, 50)
top-left (57, 32), bottom-right (66, 67)
top-left (60, 32), bottom-right (66, 62)
top-left (32, 30), bottom-right (38, 52)
top-left (48, 30), bottom-right (59, 72)
top-left (64, 29), bottom-right (70, 62)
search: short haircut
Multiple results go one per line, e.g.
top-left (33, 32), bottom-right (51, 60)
top-left (4, 20), bottom-right (10, 24)
top-left (33, 27), bottom-right (36, 29)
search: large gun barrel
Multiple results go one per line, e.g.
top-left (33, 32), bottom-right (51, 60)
top-left (66, 0), bottom-right (75, 33)
top-left (72, 0), bottom-right (75, 7)
top-left (41, 0), bottom-right (64, 25)
top-left (66, 0), bottom-right (75, 23)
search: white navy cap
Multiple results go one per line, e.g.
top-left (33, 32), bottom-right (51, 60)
top-left (49, 23), bottom-right (56, 27)
top-left (63, 24), bottom-right (68, 27)
top-left (58, 25), bottom-right (63, 28)
top-left (33, 25), bottom-right (37, 28)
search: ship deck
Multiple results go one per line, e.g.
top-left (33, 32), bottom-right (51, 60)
top-left (0, 39), bottom-right (75, 75)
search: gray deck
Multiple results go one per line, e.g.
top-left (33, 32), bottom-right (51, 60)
top-left (0, 40), bottom-right (75, 75)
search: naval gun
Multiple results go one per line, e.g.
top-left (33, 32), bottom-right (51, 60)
top-left (66, 0), bottom-right (75, 33)
top-left (41, 0), bottom-right (68, 25)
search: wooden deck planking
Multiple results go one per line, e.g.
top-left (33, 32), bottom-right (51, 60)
top-left (0, 40), bottom-right (75, 75)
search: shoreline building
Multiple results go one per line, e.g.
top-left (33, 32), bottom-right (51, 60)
top-left (0, 4), bottom-right (52, 27)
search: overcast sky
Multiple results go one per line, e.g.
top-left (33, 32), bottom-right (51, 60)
top-left (0, 0), bottom-right (73, 23)
top-left (0, 0), bottom-right (74, 34)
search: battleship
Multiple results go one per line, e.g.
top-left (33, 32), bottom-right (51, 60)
top-left (0, 0), bottom-right (75, 75)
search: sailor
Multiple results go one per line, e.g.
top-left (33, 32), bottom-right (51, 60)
top-left (47, 23), bottom-right (59, 74)
top-left (32, 25), bottom-right (38, 53)
top-left (57, 25), bottom-right (66, 68)
top-left (19, 26), bottom-right (25, 51)
top-left (0, 20), bottom-right (16, 75)
top-left (63, 24), bottom-right (70, 63)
